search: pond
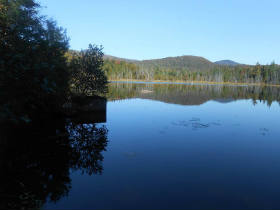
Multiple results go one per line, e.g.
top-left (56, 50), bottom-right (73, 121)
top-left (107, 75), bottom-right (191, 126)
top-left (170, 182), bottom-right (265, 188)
top-left (1, 82), bottom-right (280, 209)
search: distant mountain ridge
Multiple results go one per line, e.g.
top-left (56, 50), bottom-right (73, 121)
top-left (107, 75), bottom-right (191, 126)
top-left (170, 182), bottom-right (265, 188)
top-left (214, 60), bottom-right (241, 66)
top-left (138, 55), bottom-right (217, 71)
top-left (104, 54), bottom-right (242, 71)
top-left (103, 55), bottom-right (139, 63)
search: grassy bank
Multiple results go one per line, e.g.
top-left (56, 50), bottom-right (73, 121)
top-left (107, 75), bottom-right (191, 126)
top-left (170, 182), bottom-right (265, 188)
top-left (109, 79), bottom-right (280, 87)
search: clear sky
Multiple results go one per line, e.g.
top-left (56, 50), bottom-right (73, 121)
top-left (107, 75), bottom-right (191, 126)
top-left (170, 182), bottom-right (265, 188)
top-left (38, 0), bottom-right (280, 65)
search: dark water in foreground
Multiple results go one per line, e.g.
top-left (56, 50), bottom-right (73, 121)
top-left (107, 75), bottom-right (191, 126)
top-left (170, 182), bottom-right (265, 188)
top-left (1, 82), bottom-right (280, 209)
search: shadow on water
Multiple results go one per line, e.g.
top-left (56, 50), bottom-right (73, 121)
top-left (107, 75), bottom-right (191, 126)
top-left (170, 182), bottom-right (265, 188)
top-left (0, 104), bottom-right (108, 209)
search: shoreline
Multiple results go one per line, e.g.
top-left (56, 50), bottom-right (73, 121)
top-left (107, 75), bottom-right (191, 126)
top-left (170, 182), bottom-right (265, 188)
top-left (109, 79), bottom-right (280, 87)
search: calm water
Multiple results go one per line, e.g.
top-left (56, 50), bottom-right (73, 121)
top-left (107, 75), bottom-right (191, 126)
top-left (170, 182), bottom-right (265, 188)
top-left (1, 82), bottom-right (280, 209)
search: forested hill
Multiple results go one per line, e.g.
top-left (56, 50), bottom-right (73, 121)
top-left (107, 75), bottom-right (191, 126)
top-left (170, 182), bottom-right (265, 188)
top-left (102, 54), bottom-right (280, 85)
top-left (104, 55), bottom-right (219, 71)
top-left (137, 56), bottom-right (217, 71)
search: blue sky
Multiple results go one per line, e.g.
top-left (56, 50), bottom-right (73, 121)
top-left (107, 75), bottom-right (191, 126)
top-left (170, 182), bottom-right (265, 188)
top-left (39, 0), bottom-right (280, 64)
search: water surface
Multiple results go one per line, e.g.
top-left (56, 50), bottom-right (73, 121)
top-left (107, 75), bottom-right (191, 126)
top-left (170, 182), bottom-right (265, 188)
top-left (1, 82), bottom-right (280, 209)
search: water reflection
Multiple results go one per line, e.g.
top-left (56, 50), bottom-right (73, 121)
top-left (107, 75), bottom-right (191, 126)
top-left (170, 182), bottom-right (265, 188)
top-left (108, 82), bottom-right (280, 106)
top-left (2, 83), bottom-right (280, 209)
top-left (0, 110), bottom-right (108, 209)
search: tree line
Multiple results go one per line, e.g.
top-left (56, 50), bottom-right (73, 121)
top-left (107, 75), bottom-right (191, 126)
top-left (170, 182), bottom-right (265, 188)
top-left (103, 59), bottom-right (280, 85)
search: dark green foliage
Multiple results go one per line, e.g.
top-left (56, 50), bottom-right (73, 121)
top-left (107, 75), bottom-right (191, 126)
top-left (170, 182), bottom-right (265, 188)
top-left (69, 44), bottom-right (108, 96)
top-left (0, 0), bottom-right (108, 123)
top-left (0, 0), bottom-right (70, 122)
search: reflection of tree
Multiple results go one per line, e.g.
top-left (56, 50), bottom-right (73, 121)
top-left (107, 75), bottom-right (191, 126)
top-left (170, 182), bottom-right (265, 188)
top-left (68, 122), bottom-right (108, 175)
top-left (0, 117), bottom-right (108, 209)
top-left (107, 82), bottom-right (280, 106)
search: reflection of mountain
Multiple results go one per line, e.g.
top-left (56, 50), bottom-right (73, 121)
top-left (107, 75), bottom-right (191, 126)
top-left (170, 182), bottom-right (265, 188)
top-left (213, 98), bottom-right (235, 103)
top-left (108, 82), bottom-right (280, 106)
top-left (0, 108), bottom-right (108, 209)
top-left (137, 89), bottom-right (217, 105)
